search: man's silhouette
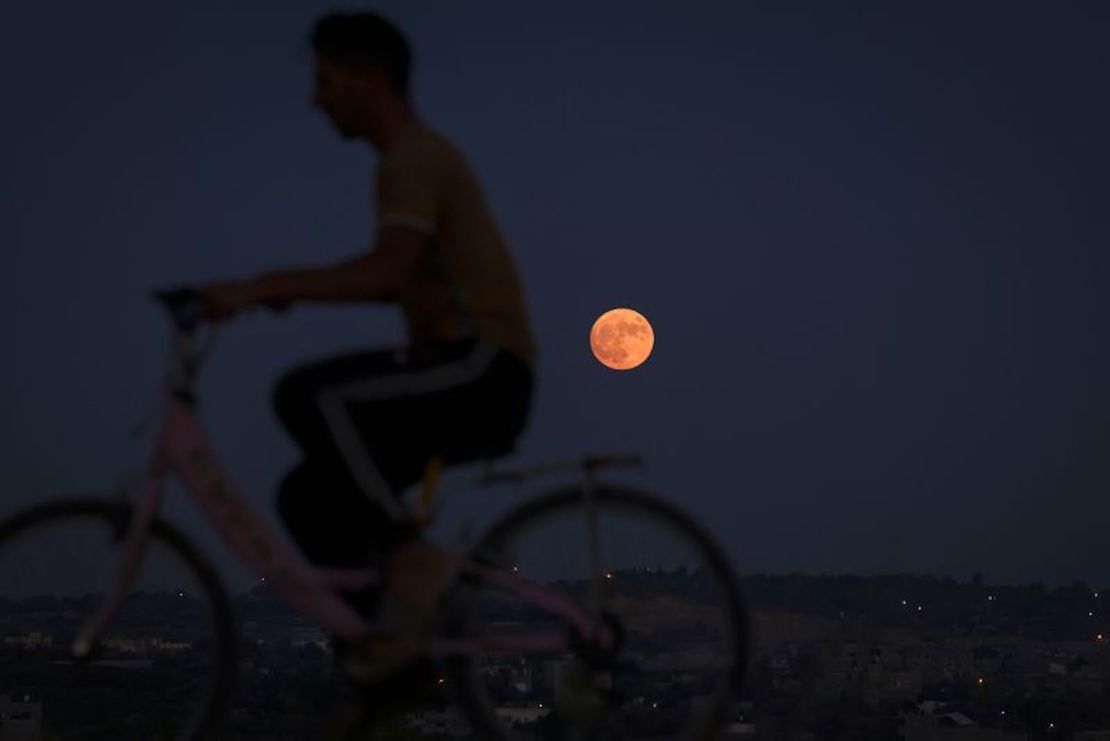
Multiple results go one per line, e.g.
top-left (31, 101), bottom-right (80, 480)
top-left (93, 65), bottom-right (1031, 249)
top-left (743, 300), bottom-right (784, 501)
top-left (199, 11), bottom-right (535, 627)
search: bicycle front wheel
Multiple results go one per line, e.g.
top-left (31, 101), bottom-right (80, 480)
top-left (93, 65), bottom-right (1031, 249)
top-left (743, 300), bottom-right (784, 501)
top-left (0, 499), bottom-right (237, 740)
top-left (445, 484), bottom-right (750, 741)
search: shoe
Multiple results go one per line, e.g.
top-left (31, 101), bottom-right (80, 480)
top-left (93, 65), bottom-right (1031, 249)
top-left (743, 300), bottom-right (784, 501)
top-left (381, 539), bottom-right (460, 634)
top-left (337, 630), bottom-right (422, 685)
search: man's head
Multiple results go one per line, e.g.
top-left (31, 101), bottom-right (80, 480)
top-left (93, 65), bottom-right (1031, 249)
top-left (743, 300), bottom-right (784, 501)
top-left (309, 12), bottom-right (412, 141)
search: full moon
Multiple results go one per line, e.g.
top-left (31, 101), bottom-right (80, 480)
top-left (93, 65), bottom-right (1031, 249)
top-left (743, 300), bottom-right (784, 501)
top-left (589, 308), bottom-right (655, 371)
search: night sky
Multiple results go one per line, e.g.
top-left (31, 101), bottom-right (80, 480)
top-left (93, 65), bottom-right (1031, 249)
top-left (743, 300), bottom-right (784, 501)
top-left (2, 2), bottom-right (1107, 590)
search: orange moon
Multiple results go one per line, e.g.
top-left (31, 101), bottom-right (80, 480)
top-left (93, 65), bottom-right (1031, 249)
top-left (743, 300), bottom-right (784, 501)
top-left (590, 308), bottom-right (654, 370)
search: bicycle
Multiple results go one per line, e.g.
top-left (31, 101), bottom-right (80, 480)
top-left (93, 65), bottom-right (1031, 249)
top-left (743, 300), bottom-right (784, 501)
top-left (0, 289), bottom-right (751, 740)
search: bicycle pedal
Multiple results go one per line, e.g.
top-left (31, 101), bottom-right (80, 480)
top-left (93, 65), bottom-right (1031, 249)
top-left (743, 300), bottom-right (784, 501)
top-left (338, 652), bottom-right (400, 685)
top-left (336, 631), bottom-right (422, 684)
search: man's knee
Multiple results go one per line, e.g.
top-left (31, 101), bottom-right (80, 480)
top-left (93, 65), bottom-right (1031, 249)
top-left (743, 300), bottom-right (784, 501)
top-left (272, 370), bottom-right (306, 428)
top-left (275, 464), bottom-right (312, 525)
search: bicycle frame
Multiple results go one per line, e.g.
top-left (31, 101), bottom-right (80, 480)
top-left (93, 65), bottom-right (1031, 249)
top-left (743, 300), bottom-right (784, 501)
top-left (73, 331), bottom-right (612, 663)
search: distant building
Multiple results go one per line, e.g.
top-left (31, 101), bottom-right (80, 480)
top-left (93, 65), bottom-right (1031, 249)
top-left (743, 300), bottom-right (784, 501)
top-left (863, 666), bottom-right (923, 702)
top-left (2, 633), bottom-right (52, 650)
top-left (542, 657), bottom-right (571, 694)
top-left (102, 637), bottom-right (143, 654)
top-left (151, 637), bottom-right (191, 652)
top-left (902, 712), bottom-right (1028, 741)
top-left (289, 627), bottom-right (329, 651)
top-left (753, 612), bottom-right (840, 647)
top-left (83, 659), bottom-right (153, 669)
top-left (724, 721), bottom-right (757, 737)
top-left (406, 708), bottom-right (468, 738)
top-left (494, 706), bottom-right (551, 725)
top-left (0, 694), bottom-right (42, 741)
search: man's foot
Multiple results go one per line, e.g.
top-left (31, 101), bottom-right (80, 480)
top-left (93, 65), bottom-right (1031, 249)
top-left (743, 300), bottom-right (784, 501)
top-left (334, 541), bottom-right (457, 688)
top-left (381, 539), bottom-right (460, 633)
top-left (337, 630), bottom-right (423, 685)
top-left (319, 698), bottom-right (367, 740)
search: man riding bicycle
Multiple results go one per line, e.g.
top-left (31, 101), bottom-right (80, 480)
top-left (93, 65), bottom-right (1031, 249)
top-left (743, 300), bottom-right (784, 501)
top-left (198, 11), bottom-right (536, 632)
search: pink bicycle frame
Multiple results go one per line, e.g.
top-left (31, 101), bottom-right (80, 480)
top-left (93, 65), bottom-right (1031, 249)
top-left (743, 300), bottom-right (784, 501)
top-left (73, 392), bottom-right (609, 660)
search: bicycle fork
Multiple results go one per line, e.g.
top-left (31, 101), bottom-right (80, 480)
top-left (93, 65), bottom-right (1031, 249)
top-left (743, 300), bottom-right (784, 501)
top-left (71, 468), bottom-right (167, 660)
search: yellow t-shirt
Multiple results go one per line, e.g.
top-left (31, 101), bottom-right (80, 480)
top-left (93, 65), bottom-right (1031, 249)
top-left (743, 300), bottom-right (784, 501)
top-left (376, 124), bottom-right (536, 367)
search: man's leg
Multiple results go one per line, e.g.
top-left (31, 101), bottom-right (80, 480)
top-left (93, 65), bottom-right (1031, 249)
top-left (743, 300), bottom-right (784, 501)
top-left (272, 348), bottom-right (417, 547)
top-left (275, 459), bottom-right (398, 621)
top-left (275, 460), bottom-right (395, 568)
top-left (272, 342), bottom-right (530, 625)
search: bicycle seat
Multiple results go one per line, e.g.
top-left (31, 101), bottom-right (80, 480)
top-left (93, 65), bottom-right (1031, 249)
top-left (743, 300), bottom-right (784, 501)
top-left (412, 443), bottom-right (516, 526)
top-left (440, 438), bottom-right (516, 467)
top-left (476, 452), bottom-right (644, 487)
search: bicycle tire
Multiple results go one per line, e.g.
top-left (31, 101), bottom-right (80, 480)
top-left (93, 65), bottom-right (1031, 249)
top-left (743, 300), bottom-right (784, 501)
top-left (444, 484), bottom-right (751, 741)
top-left (0, 499), bottom-right (238, 740)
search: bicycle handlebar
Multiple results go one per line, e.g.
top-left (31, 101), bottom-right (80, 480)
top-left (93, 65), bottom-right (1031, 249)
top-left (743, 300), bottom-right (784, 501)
top-left (152, 287), bottom-right (214, 399)
top-left (153, 288), bottom-right (205, 333)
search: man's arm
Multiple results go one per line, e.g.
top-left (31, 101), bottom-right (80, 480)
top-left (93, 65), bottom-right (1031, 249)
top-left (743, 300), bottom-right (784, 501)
top-left (200, 225), bottom-right (427, 321)
top-left (250, 225), bottom-right (427, 304)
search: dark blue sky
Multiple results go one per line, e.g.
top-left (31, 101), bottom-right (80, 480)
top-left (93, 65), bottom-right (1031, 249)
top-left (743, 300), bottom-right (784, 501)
top-left (2, 2), bottom-right (1108, 588)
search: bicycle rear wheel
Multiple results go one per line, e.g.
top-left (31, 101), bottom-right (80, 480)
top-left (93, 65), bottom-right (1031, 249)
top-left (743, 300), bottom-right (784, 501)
top-left (445, 484), bottom-right (750, 741)
top-left (0, 499), bottom-right (237, 740)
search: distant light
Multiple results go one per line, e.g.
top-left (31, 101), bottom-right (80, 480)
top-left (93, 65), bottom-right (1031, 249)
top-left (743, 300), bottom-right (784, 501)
top-left (977, 677), bottom-right (985, 686)
top-left (901, 600), bottom-right (907, 606)
top-left (1090, 612), bottom-right (1095, 617)
top-left (437, 678), bottom-right (445, 685)
top-left (538, 703), bottom-right (543, 709)
top-left (652, 702), bottom-right (659, 709)
top-left (1001, 710), bottom-right (1006, 716)
top-left (512, 566), bottom-right (519, 573)
top-left (988, 595), bottom-right (995, 602)
top-left (1097, 634), bottom-right (1105, 642)
top-left (1050, 723), bottom-right (1055, 730)
top-left (606, 572), bottom-right (613, 580)
top-left (917, 605), bottom-right (923, 612)
top-left (178, 592), bottom-right (184, 598)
